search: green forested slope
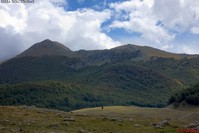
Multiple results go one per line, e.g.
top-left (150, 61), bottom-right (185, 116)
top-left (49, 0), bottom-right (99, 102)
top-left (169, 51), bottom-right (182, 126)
top-left (169, 82), bottom-right (199, 106)
top-left (0, 40), bottom-right (199, 110)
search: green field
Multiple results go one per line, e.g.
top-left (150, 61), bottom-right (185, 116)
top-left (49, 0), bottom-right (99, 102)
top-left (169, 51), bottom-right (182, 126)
top-left (0, 106), bottom-right (198, 133)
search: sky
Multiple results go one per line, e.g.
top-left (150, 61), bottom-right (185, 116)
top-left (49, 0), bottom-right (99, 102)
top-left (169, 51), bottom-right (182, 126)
top-left (0, 0), bottom-right (199, 62)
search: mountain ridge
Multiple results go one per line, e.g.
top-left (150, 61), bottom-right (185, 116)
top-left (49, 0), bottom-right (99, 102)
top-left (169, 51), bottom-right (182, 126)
top-left (0, 39), bottom-right (199, 111)
top-left (15, 39), bottom-right (198, 61)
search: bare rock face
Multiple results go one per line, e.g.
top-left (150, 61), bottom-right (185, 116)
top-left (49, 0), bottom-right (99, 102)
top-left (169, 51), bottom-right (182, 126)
top-left (186, 121), bottom-right (199, 128)
top-left (63, 117), bottom-right (75, 122)
top-left (159, 120), bottom-right (170, 126)
top-left (78, 129), bottom-right (85, 133)
top-left (152, 119), bottom-right (170, 128)
top-left (134, 124), bottom-right (140, 127)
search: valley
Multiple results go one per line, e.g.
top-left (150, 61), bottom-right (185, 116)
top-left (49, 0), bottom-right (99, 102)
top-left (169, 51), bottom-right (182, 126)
top-left (0, 39), bottom-right (198, 133)
top-left (1, 0), bottom-right (199, 132)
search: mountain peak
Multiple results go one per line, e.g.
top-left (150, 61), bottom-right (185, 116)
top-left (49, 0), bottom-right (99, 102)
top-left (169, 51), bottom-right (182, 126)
top-left (17, 39), bottom-right (73, 57)
top-left (39, 39), bottom-right (55, 45)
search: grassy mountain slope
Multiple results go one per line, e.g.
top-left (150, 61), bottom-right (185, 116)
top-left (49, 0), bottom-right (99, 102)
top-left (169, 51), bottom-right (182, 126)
top-left (71, 62), bottom-right (183, 105)
top-left (142, 57), bottom-right (199, 85)
top-left (73, 44), bottom-right (196, 67)
top-left (110, 44), bottom-right (193, 60)
top-left (0, 39), bottom-right (199, 110)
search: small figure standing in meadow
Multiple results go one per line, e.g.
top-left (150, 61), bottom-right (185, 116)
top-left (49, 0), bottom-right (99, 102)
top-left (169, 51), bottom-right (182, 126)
top-left (101, 106), bottom-right (104, 110)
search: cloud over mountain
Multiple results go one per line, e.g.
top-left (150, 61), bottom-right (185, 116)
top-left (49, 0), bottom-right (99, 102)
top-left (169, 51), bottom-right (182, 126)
top-left (0, 0), bottom-right (198, 62)
top-left (0, 0), bottom-right (120, 61)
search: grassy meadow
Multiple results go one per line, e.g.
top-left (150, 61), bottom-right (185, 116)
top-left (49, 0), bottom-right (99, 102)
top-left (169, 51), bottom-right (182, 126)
top-left (0, 106), bottom-right (198, 133)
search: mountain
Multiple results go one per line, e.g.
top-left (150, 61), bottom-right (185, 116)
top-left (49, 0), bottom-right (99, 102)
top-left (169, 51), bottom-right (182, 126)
top-left (17, 39), bottom-right (73, 57)
top-left (110, 44), bottom-right (194, 60)
top-left (0, 39), bottom-right (199, 111)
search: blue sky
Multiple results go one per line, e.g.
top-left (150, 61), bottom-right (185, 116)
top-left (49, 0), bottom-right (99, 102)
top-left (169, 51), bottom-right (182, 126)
top-left (66, 0), bottom-right (142, 42)
top-left (66, 0), bottom-right (199, 54)
top-left (67, 0), bottom-right (117, 11)
top-left (67, 0), bottom-right (105, 10)
top-left (0, 0), bottom-right (199, 61)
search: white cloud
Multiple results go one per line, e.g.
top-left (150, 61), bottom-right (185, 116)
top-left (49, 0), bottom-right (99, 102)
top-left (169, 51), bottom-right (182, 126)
top-left (0, 0), bottom-right (121, 61)
top-left (108, 0), bottom-right (199, 52)
top-left (177, 45), bottom-right (198, 54)
top-left (109, 0), bottom-right (154, 12)
top-left (60, 8), bottom-right (121, 50)
top-left (109, 0), bottom-right (174, 49)
top-left (191, 27), bottom-right (199, 34)
top-left (0, 3), bottom-right (27, 32)
top-left (153, 0), bottom-right (199, 33)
